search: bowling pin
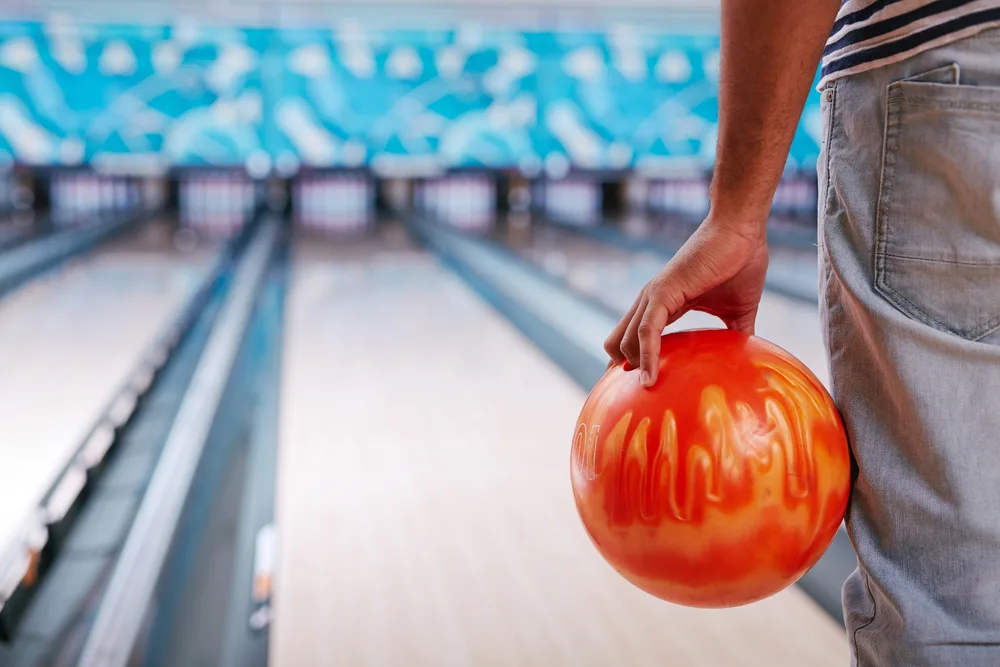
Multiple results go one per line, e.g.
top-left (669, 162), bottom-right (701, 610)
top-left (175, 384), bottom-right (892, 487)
top-left (51, 175), bottom-right (62, 215)
top-left (314, 177), bottom-right (323, 232)
top-left (325, 177), bottom-right (335, 233)
top-left (311, 178), bottom-right (320, 231)
top-left (353, 176), bottom-right (363, 232)
top-left (351, 176), bottom-right (362, 233)
top-left (339, 176), bottom-right (348, 232)
top-left (304, 178), bottom-right (315, 231)
top-left (334, 177), bottom-right (344, 232)
top-left (64, 174), bottom-right (74, 220)
top-left (545, 180), bottom-right (556, 219)
top-left (196, 176), bottom-right (208, 229)
top-left (329, 177), bottom-right (337, 233)
top-left (202, 175), bottom-right (213, 232)
top-left (307, 178), bottom-right (316, 231)
top-left (332, 177), bottom-right (341, 232)
top-left (310, 177), bottom-right (318, 232)
top-left (70, 174), bottom-right (80, 218)
top-left (441, 177), bottom-right (451, 225)
top-left (100, 176), bottom-right (111, 211)
top-left (320, 177), bottom-right (328, 232)
top-left (291, 179), bottom-right (299, 228)
top-left (316, 177), bottom-right (326, 233)
top-left (230, 176), bottom-right (240, 233)
top-left (69, 174), bottom-right (81, 222)
top-left (84, 174), bottom-right (95, 215)
top-left (195, 177), bottom-right (204, 226)
top-left (215, 176), bottom-right (227, 233)
top-left (306, 178), bottom-right (314, 230)
top-left (356, 176), bottom-right (365, 233)
top-left (220, 176), bottom-right (230, 227)
top-left (220, 176), bottom-right (229, 235)
top-left (185, 177), bottom-right (195, 229)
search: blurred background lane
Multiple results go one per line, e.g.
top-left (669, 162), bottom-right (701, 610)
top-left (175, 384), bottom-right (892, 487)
top-left (0, 217), bottom-right (219, 554)
top-left (0, 2), bottom-right (853, 665)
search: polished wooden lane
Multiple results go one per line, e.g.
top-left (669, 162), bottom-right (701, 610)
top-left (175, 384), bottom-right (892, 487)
top-left (0, 220), bottom-right (218, 550)
top-left (270, 235), bottom-right (847, 667)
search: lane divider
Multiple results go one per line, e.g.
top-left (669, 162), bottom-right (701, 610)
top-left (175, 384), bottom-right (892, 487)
top-left (0, 208), bottom-right (146, 301)
top-left (77, 217), bottom-right (279, 667)
top-left (0, 212), bottom-right (253, 643)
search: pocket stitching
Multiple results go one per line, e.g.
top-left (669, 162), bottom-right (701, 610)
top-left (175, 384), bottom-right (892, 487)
top-left (873, 94), bottom-right (901, 308)
top-left (873, 94), bottom-right (1000, 342)
top-left (895, 97), bottom-right (1000, 112)
top-left (822, 84), bottom-right (837, 217)
top-left (879, 274), bottom-right (1000, 340)
top-left (850, 570), bottom-right (879, 661)
top-left (883, 252), bottom-right (1000, 266)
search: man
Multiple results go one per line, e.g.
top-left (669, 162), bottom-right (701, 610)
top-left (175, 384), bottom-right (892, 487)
top-left (603, 2), bottom-right (1000, 665)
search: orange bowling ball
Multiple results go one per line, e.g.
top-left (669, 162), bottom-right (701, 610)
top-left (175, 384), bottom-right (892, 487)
top-left (570, 329), bottom-right (850, 608)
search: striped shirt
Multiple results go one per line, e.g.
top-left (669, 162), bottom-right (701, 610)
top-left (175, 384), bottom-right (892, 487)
top-left (818, 0), bottom-right (1000, 88)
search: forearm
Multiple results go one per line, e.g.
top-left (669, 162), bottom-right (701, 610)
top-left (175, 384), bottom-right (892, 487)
top-left (710, 0), bottom-right (841, 227)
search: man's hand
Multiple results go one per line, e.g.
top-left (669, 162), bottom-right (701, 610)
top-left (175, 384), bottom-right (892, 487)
top-left (604, 211), bottom-right (768, 387)
top-left (603, 0), bottom-right (841, 388)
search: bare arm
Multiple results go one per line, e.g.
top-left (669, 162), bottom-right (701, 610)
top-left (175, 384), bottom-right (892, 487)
top-left (711, 0), bottom-right (842, 222)
top-left (605, 0), bottom-right (841, 386)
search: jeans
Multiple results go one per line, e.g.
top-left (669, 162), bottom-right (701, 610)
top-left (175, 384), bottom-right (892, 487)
top-left (818, 27), bottom-right (1000, 667)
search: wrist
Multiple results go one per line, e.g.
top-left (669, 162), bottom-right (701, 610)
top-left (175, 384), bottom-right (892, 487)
top-left (708, 174), bottom-right (776, 218)
top-left (704, 198), bottom-right (771, 239)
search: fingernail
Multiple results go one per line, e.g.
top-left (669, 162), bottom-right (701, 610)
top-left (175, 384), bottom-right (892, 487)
top-left (640, 371), bottom-right (652, 386)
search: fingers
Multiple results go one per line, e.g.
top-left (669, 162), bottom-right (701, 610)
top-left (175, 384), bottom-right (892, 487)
top-left (602, 219), bottom-right (768, 386)
top-left (614, 270), bottom-right (689, 387)
top-left (616, 281), bottom-right (676, 387)
top-left (603, 290), bottom-right (643, 365)
top-left (637, 301), bottom-right (669, 386)
top-left (619, 294), bottom-right (648, 369)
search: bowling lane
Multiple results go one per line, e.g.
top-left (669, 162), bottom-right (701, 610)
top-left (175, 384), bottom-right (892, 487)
top-left (0, 212), bottom-right (38, 252)
top-left (0, 217), bottom-right (221, 551)
top-left (270, 226), bottom-right (846, 666)
top-left (500, 220), bottom-right (830, 387)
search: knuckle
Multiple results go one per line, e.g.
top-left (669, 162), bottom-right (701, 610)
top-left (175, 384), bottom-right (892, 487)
top-left (659, 291), bottom-right (683, 313)
top-left (648, 274), bottom-right (670, 293)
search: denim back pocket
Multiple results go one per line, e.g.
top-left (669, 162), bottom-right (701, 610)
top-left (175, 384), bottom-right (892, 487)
top-left (874, 66), bottom-right (1000, 342)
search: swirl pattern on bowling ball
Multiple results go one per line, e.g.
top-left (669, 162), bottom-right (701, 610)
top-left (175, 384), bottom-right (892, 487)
top-left (570, 330), bottom-right (851, 607)
top-left (572, 354), bottom-right (841, 526)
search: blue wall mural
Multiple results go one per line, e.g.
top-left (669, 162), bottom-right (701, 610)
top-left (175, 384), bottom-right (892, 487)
top-left (0, 19), bottom-right (824, 172)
